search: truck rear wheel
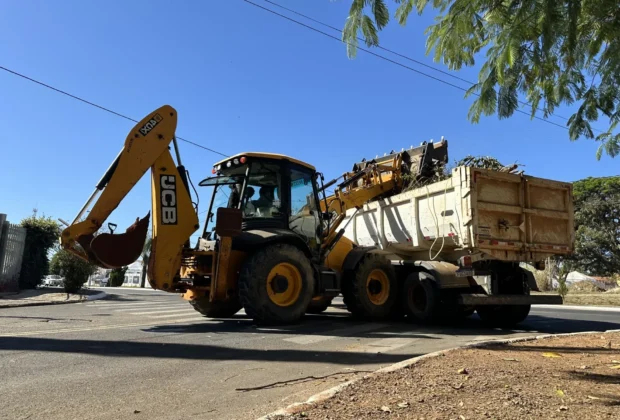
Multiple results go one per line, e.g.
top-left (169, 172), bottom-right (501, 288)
top-left (343, 253), bottom-right (399, 320)
top-left (476, 265), bottom-right (531, 327)
top-left (476, 304), bottom-right (531, 328)
top-left (239, 243), bottom-right (314, 325)
top-left (403, 272), bottom-right (442, 323)
top-left (189, 297), bottom-right (242, 318)
top-left (306, 296), bottom-right (333, 314)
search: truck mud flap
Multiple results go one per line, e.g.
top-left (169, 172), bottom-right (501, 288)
top-left (457, 294), bottom-right (563, 306)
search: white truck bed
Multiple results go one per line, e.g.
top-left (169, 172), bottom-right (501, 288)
top-left (341, 166), bottom-right (574, 264)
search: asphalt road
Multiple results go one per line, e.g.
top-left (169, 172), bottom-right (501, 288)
top-left (1, 288), bottom-right (619, 420)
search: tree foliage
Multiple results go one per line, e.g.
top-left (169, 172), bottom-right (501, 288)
top-left (343, 0), bottom-right (620, 159)
top-left (49, 249), bottom-right (97, 293)
top-left (18, 215), bottom-right (60, 289)
top-left (108, 266), bottom-right (128, 287)
top-left (569, 176), bottom-right (620, 276)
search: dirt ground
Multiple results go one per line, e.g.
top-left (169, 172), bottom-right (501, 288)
top-left (278, 332), bottom-right (620, 420)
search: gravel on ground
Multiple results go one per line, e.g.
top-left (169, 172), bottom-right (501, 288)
top-left (278, 332), bottom-right (620, 420)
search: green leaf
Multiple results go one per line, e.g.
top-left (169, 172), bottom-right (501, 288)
top-left (371, 0), bottom-right (389, 30)
top-left (340, 0), bottom-right (620, 160)
top-left (395, 0), bottom-right (416, 25)
top-left (361, 15), bottom-right (379, 47)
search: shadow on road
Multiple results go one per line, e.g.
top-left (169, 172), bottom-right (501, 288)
top-left (137, 312), bottom-right (620, 340)
top-left (0, 336), bottom-right (421, 365)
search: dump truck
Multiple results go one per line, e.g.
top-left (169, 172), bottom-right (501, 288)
top-left (60, 105), bottom-right (573, 327)
top-left (336, 161), bottom-right (574, 325)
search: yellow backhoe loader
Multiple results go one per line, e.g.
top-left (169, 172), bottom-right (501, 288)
top-left (60, 105), bottom-right (449, 324)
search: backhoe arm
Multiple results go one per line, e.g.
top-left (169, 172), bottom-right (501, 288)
top-left (60, 105), bottom-right (199, 290)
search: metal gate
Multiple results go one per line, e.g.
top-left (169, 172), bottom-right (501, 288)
top-left (0, 214), bottom-right (28, 293)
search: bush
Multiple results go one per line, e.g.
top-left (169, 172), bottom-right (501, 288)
top-left (19, 215), bottom-right (61, 289)
top-left (557, 276), bottom-right (569, 299)
top-left (108, 267), bottom-right (128, 287)
top-left (49, 249), bottom-right (97, 293)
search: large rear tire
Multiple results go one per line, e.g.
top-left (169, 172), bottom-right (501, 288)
top-left (476, 264), bottom-right (532, 328)
top-left (189, 297), bottom-right (242, 318)
top-left (403, 272), bottom-right (442, 323)
top-left (239, 243), bottom-right (315, 325)
top-left (342, 253), bottom-right (400, 320)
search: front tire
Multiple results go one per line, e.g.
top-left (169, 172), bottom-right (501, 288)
top-left (239, 243), bottom-right (314, 325)
top-left (342, 253), bottom-right (400, 320)
top-left (306, 296), bottom-right (333, 314)
top-left (189, 297), bottom-right (242, 318)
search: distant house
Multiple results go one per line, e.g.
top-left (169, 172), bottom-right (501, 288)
top-left (122, 260), bottom-right (152, 288)
top-left (87, 259), bottom-right (152, 288)
top-left (88, 267), bottom-right (111, 287)
top-left (562, 271), bottom-right (617, 290)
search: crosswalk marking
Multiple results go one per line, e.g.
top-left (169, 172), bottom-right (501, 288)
top-left (355, 337), bottom-right (416, 353)
top-left (283, 323), bottom-right (388, 345)
top-left (79, 298), bottom-right (422, 356)
top-left (126, 308), bottom-right (196, 315)
top-left (114, 305), bottom-right (187, 313)
top-left (88, 301), bottom-right (173, 308)
top-left (150, 311), bottom-right (202, 319)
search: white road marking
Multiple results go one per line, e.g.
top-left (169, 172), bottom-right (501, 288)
top-left (87, 301), bottom-right (174, 308)
top-left (114, 305), bottom-right (187, 313)
top-left (150, 311), bottom-right (203, 319)
top-left (354, 337), bottom-right (416, 353)
top-left (147, 316), bottom-right (210, 324)
top-left (0, 318), bottom-right (217, 337)
top-left (126, 308), bottom-right (197, 315)
top-left (283, 323), bottom-right (389, 345)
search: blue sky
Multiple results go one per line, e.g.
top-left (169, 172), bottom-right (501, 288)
top-left (1, 0), bottom-right (617, 239)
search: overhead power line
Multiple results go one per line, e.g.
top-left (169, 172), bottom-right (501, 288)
top-left (0, 65), bottom-right (227, 157)
top-left (246, 0), bottom-right (581, 132)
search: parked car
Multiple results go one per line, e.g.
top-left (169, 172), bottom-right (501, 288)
top-left (42, 275), bottom-right (64, 287)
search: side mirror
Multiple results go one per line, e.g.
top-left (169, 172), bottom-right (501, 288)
top-left (215, 207), bottom-right (242, 238)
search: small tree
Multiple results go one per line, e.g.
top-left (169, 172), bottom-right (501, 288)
top-left (108, 266), bottom-right (128, 287)
top-left (49, 249), bottom-right (97, 293)
top-left (19, 215), bottom-right (61, 289)
top-left (553, 257), bottom-right (574, 299)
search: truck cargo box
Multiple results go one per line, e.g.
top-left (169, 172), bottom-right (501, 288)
top-left (341, 166), bottom-right (574, 264)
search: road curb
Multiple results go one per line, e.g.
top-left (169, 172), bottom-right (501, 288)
top-left (0, 291), bottom-right (107, 308)
top-left (535, 304), bottom-right (620, 312)
top-left (257, 328), bottom-right (620, 419)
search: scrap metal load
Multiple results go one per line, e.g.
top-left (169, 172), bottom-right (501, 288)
top-left (340, 160), bottom-right (574, 264)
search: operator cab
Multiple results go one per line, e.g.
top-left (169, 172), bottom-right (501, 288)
top-left (198, 152), bottom-right (324, 251)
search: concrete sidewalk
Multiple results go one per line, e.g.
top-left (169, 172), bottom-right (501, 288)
top-left (0, 287), bottom-right (106, 308)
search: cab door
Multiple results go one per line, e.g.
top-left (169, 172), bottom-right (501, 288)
top-left (288, 166), bottom-right (322, 251)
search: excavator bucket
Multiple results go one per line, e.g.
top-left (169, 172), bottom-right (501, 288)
top-left (78, 214), bottom-right (150, 269)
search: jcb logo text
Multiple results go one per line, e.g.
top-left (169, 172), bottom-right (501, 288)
top-left (139, 113), bottom-right (163, 136)
top-left (161, 175), bottom-right (177, 225)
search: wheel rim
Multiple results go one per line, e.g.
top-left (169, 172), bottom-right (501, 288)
top-left (366, 269), bottom-right (390, 305)
top-left (266, 263), bottom-right (303, 307)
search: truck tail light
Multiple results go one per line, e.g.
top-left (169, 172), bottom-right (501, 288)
top-left (462, 256), bottom-right (472, 267)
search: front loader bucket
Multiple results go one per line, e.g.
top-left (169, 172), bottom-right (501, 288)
top-left (82, 213), bottom-right (150, 269)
